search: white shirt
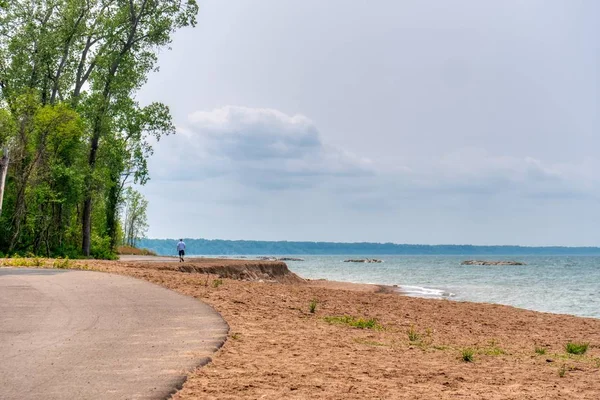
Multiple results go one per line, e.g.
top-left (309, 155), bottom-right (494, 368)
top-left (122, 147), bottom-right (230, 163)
top-left (177, 241), bottom-right (186, 251)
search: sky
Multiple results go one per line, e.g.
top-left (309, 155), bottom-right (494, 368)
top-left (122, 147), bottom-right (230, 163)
top-left (136, 0), bottom-right (600, 246)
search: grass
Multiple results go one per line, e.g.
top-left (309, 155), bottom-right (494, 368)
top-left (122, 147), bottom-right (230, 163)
top-left (53, 257), bottom-right (72, 269)
top-left (565, 342), bottom-right (589, 355)
top-left (535, 347), bottom-right (547, 355)
top-left (1, 257), bottom-right (43, 267)
top-left (483, 346), bottom-right (506, 356)
top-left (558, 364), bottom-right (567, 377)
top-left (323, 315), bottom-right (383, 330)
top-left (230, 332), bottom-right (241, 340)
top-left (461, 348), bottom-right (474, 362)
top-left (407, 326), bottom-right (421, 342)
top-left (309, 299), bottom-right (318, 314)
top-left (212, 279), bottom-right (223, 288)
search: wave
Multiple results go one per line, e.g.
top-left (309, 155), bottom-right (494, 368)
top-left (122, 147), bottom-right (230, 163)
top-left (399, 285), bottom-right (455, 298)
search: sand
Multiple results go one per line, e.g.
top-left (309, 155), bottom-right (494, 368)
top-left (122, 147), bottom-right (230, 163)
top-left (19, 259), bottom-right (600, 399)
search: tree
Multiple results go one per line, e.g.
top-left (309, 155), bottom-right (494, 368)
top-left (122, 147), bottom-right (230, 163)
top-left (0, 0), bottom-right (197, 257)
top-left (121, 187), bottom-right (147, 247)
top-left (0, 108), bottom-right (14, 216)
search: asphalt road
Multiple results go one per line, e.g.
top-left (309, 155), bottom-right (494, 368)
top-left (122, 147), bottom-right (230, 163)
top-left (0, 267), bottom-right (228, 400)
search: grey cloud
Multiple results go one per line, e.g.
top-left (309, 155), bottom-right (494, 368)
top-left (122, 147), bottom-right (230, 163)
top-left (149, 106), bottom-right (373, 189)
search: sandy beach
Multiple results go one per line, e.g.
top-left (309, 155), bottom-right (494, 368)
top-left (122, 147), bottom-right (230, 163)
top-left (11, 258), bottom-right (600, 399)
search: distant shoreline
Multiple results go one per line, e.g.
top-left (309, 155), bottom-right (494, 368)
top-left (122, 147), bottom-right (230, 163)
top-left (138, 238), bottom-right (600, 257)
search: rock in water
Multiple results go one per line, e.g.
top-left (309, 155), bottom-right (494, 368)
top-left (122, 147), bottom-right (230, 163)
top-left (461, 260), bottom-right (526, 266)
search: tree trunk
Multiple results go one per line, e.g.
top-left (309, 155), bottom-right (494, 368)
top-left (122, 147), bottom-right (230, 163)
top-left (81, 196), bottom-right (92, 256)
top-left (0, 147), bottom-right (8, 216)
top-left (81, 121), bottom-right (101, 256)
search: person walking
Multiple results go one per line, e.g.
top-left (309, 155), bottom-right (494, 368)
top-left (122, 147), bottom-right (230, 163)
top-left (177, 239), bottom-right (186, 262)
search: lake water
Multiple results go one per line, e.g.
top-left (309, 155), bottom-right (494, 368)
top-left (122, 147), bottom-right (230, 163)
top-left (275, 255), bottom-right (600, 319)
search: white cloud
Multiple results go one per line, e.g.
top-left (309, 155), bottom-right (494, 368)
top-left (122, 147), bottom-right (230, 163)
top-left (150, 106), bottom-right (373, 189)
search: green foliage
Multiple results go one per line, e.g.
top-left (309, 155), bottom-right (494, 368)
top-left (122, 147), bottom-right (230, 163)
top-left (309, 299), bottom-right (318, 314)
top-left (53, 257), bottom-right (72, 269)
top-left (535, 347), bottom-right (547, 355)
top-left (565, 342), bottom-right (589, 355)
top-left (121, 187), bottom-right (149, 248)
top-left (461, 348), bottom-right (474, 362)
top-left (407, 326), bottom-right (421, 342)
top-left (90, 233), bottom-right (117, 260)
top-left (323, 315), bottom-right (383, 330)
top-left (0, 0), bottom-right (198, 257)
top-left (2, 257), bottom-right (36, 267)
top-left (212, 279), bottom-right (223, 288)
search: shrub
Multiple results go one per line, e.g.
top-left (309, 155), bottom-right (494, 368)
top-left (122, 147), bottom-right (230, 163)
top-left (407, 326), bottom-right (421, 342)
top-left (309, 299), bottom-right (318, 314)
top-left (53, 257), bottom-right (71, 269)
top-left (535, 347), bottom-right (546, 355)
top-left (565, 342), bottom-right (589, 355)
top-left (461, 348), bottom-right (474, 362)
top-left (2, 257), bottom-right (35, 267)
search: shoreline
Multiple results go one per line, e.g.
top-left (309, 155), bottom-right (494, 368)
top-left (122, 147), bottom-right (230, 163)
top-left (305, 278), bottom-right (401, 294)
top-left (307, 278), bottom-right (600, 320)
top-left (92, 259), bottom-right (600, 399)
top-left (4, 258), bottom-right (600, 398)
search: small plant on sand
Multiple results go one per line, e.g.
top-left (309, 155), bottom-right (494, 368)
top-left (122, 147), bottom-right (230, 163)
top-left (32, 257), bottom-right (45, 267)
top-left (565, 342), bottom-right (589, 355)
top-left (231, 332), bottom-right (241, 340)
top-left (483, 340), bottom-right (506, 356)
top-left (53, 257), bottom-right (71, 269)
top-left (407, 325), bottom-right (421, 342)
top-left (212, 279), bottom-right (223, 288)
top-left (2, 257), bottom-right (35, 267)
top-left (323, 316), bottom-right (382, 330)
top-left (558, 364), bottom-right (567, 377)
top-left (309, 299), bottom-right (318, 314)
top-left (461, 348), bottom-right (474, 362)
top-left (535, 347), bottom-right (547, 355)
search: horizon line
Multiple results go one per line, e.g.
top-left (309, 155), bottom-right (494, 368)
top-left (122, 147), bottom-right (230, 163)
top-left (141, 238), bottom-right (600, 249)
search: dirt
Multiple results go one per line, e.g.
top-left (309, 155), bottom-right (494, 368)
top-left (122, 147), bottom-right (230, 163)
top-left (32, 259), bottom-right (600, 399)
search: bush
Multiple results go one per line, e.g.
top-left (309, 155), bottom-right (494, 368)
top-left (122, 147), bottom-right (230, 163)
top-left (461, 348), bottom-right (474, 362)
top-left (53, 257), bottom-right (72, 269)
top-left (309, 299), bottom-right (318, 314)
top-left (565, 342), bottom-right (589, 355)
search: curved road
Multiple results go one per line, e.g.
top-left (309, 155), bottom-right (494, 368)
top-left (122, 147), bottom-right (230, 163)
top-left (0, 267), bottom-right (228, 400)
